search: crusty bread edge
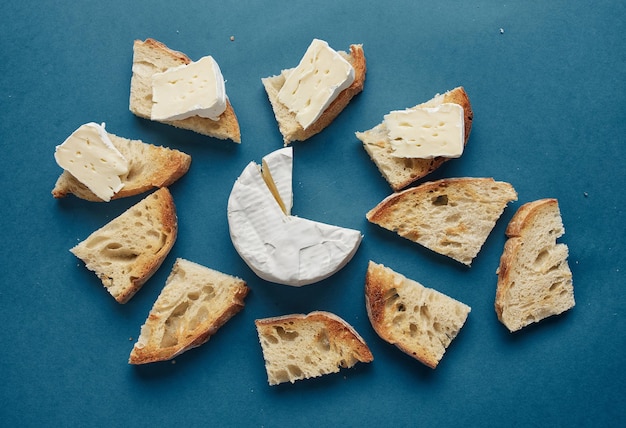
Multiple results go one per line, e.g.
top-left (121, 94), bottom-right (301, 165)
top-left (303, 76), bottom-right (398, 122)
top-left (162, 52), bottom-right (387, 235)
top-left (262, 44), bottom-right (366, 145)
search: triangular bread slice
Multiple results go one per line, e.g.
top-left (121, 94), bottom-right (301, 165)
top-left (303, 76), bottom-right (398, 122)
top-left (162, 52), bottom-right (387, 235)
top-left (52, 131), bottom-right (191, 201)
top-left (129, 38), bottom-right (241, 143)
top-left (356, 87), bottom-right (473, 191)
top-left (129, 258), bottom-right (249, 364)
top-left (495, 198), bottom-right (575, 332)
top-left (365, 261), bottom-right (470, 368)
top-left (255, 311), bottom-right (373, 385)
top-left (366, 178), bottom-right (517, 265)
top-left (262, 43), bottom-right (366, 145)
top-left (70, 187), bottom-right (177, 303)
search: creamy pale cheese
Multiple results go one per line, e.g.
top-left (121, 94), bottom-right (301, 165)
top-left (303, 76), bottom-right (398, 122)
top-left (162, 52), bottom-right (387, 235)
top-left (227, 148), bottom-right (362, 286)
top-left (278, 39), bottom-right (355, 130)
top-left (385, 103), bottom-right (465, 159)
top-left (54, 122), bottom-right (129, 201)
top-left (151, 55), bottom-right (227, 121)
top-left (261, 148), bottom-right (293, 215)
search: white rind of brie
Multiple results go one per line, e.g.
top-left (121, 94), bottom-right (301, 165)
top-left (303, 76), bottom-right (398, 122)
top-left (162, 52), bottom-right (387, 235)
top-left (227, 147), bottom-right (362, 286)
top-left (54, 122), bottom-right (129, 201)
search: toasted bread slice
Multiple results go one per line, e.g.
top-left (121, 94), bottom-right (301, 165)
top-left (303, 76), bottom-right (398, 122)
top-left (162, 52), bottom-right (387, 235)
top-left (52, 131), bottom-right (191, 201)
top-left (129, 38), bottom-right (241, 143)
top-left (366, 178), bottom-right (517, 265)
top-left (70, 187), bottom-right (177, 303)
top-left (495, 199), bottom-right (575, 332)
top-left (255, 311), bottom-right (373, 385)
top-left (129, 258), bottom-right (249, 364)
top-left (262, 43), bottom-right (366, 145)
top-left (357, 87), bottom-right (473, 191)
top-left (365, 261), bottom-right (470, 368)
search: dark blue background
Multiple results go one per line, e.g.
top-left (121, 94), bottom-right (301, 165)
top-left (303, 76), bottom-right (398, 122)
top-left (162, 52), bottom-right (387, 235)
top-left (1, 1), bottom-right (624, 426)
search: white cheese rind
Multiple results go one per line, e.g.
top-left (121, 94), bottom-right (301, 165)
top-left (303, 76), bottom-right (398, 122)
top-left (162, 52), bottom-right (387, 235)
top-left (227, 149), bottom-right (362, 286)
top-left (54, 122), bottom-right (129, 201)
top-left (261, 147), bottom-right (293, 215)
top-left (277, 39), bottom-right (355, 130)
top-left (151, 55), bottom-right (227, 121)
top-left (385, 103), bottom-right (465, 159)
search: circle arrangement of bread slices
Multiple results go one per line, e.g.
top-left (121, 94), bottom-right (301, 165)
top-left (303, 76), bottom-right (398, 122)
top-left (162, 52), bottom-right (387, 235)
top-left (52, 37), bottom-right (574, 384)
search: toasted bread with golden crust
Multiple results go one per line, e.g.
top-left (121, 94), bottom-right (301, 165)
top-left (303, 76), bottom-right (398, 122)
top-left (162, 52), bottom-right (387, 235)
top-left (255, 311), bottom-right (373, 385)
top-left (366, 178), bottom-right (517, 265)
top-left (130, 38), bottom-right (241, 143)
top-left (365, 261), bottom-right (470, 368)
top-left (495, 198), bottom-right (575, 332)
top-left (357, 87), bottom-right (473, 191)
top-left (70, 188), bottom-right (177, 303)
top-left (129, 258), bottom-right (249, 364)
top-left (262, 43), bottom-right (366, 145)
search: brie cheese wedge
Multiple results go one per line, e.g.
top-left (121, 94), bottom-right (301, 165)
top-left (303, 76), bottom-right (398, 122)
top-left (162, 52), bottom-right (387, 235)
top-left (227, 147), bottom-right (362, 286)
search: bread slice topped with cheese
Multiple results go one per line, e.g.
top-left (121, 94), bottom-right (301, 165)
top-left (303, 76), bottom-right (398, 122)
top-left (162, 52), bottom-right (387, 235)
top-left (129, 258), bottom-right (249, 364)
top-left (365, 262), bottom-right (470, 368)
top-left (70, 187), bottom-right (177, 303)
top-left (52, 122), bottom-right (191, 202)
top-left (495, 198), bottom-right (575, 332)
top-left (255, 311), bottom-right (373, 385)
top-left (366, 178), bottom-right (517, 265)
top-left (357, 87), bottom-right (473, 191)
top-left (262, 39), bottom-right (366, 145)
top-left (129, 38), bottom-right (241, 143)
top-left (227, 147), bottom-right (362, 286)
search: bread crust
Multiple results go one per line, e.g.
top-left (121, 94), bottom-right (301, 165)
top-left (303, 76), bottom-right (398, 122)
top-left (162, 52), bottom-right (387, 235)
top-left (357, 86), bottom-right (473, 191)
top-left (52, 132), bottom-right (191, 201)
top-left (70, 187), bottom-right (178, 303)
top-left (365, 261), bottom-right (470, 368)
top-left (262, 44), bottom-right (366, 145)
top-left (494, 198), bottom-right (575, 332)
top-left (130, 38), bottom-right (241, 143)
top-left (129, 259), bottom-right (249, 364)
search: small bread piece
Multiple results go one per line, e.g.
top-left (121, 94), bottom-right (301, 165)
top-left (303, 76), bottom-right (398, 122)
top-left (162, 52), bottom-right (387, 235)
top-left (70, 187), bottom-right (177, 303)
top-left (129, 38), bottom-right (241, 143)
top-left (367, 178), bottom-right (517, 265)
top-left (495, 199), bottom-right (575, 332)
top-left (129, 258), bottom-right (249, 364)
top-left (262, 44), bottom-right (366, 145)
top-left (52, 131), bottom-right (191, 201)
top-left (365, 261), bottom-right (470, 368)
top-left (357, 87), bottom-right (473, 191)
top-left (255, 311), bottom-right (373, 385)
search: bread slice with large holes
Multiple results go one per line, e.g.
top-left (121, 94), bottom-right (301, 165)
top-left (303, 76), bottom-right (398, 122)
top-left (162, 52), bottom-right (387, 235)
top-left (52, 131), bottom-right (191, 201)
top-left (495, 198), bottom-right (575, 332)
top-left (129, 258), bottom-right (249, 364)
top-left (70, 187), bottom-right (177, 303)
top-left (365, 261), bottom-right (470, 368)
top-left (254, 311), bottom-right (373, 385)
top-left (366, 178), bottom-right (517, 265)
top-left (356, 87), bottom-right (473, 191)
top-left (129, 38), bottom-right (241, 143)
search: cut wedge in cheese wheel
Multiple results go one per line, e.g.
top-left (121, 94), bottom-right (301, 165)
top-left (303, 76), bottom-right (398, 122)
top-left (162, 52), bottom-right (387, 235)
top-left (227, 147), bottom-right (362, 286)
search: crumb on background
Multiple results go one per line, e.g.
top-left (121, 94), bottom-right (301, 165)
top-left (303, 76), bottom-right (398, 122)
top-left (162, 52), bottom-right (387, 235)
top-left (230, 35), bottom-right (235, 41)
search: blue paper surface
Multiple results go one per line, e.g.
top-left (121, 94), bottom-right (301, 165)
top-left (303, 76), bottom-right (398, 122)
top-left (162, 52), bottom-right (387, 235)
top-left (1, 1), bottom-right (625, 426)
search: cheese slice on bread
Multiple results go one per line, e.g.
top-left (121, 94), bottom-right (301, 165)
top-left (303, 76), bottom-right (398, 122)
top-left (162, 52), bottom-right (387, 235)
top-left (129, 258), bottom-right (249, 364)
top-left (129, 38), bottom-right (241, 143)
top-left (262, 41), bottom-right (366, 145)
top-left (495, 198), bottom-right (575, 332)
top-left (255, 311), bottom-right (373, 385)
top-left (52, 128), bottom-right (191, 201)
top-left (357, 87), bottom-right (473, 191)
top-left (365, 261), bottom-right (470, 368)
top-left (70, 187), bottom-right (177, 303)
top-left (366, 178), bottom-right (517, 265)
